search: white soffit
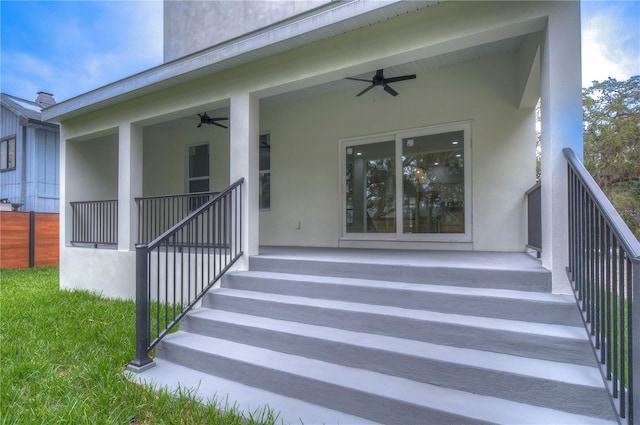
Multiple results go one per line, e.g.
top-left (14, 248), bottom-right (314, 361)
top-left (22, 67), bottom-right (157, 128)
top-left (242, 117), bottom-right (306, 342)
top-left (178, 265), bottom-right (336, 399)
top-left (260, 35), bottom-right (527, 107)
top-left (43, 0), bottom-right (440, 122)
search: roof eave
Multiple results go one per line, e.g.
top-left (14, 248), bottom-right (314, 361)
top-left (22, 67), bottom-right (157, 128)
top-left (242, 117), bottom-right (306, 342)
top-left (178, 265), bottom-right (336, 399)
top-left (42, 0), bottom-right (440, 123)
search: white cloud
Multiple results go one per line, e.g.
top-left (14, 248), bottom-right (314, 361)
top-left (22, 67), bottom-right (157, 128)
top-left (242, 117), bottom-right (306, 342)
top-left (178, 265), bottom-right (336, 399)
top-left (582, 2), bottom-right (640, 85)
top-left (1, 0), bottom-right (163, 102)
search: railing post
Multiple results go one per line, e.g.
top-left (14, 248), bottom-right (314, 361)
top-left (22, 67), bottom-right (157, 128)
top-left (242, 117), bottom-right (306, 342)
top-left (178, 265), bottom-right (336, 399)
top-left (632, 257), bottom-right (640, 425)
top-left (127, 244), bottom-right (155, 373)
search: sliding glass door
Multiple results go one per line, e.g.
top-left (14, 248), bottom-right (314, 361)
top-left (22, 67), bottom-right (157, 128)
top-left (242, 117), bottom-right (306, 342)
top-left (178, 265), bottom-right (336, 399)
top-left (342, 122), bottom-right (470, 241)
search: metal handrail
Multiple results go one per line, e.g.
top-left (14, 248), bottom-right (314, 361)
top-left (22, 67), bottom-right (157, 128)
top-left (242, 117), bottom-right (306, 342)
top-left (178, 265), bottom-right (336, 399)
top-left (70, 199), bottom-right (118, 246)
top-left (128, 179), bottom-right (244, 372)
top-left (136, 191), bottom-right (220, 244)
top-left (564, 147), bottom-right (640, 423)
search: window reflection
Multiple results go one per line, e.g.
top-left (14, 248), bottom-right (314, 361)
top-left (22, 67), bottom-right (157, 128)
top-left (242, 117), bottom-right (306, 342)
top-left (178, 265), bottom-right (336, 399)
top-left (402, 131), bottom-right (465, 234)
top-left (345, 140), bottom-right (395, 233)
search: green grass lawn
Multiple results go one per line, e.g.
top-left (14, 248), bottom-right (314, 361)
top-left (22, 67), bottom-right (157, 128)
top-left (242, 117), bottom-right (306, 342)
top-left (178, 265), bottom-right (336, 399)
top-left (0, 267), bottom-right (279, 424)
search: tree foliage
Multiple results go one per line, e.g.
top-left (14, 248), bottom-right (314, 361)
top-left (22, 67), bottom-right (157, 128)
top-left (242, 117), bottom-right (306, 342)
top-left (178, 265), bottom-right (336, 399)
top-left (583, 76), bottom-right (640, 237)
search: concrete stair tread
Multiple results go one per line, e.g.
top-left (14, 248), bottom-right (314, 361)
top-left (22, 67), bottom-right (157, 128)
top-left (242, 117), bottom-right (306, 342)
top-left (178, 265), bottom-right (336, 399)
top-left (130, 358), bottom-right (382, 425)
top-left (186, 308), bottom-right (603, 388)
top-left (255, 247), bottom-right (548, 272)
top-left (161, 331), bottom-right (616, 425)
top-left (227, 270), bottom-right (574, 304)
top-left (209, 287), bottom-right (589, 340)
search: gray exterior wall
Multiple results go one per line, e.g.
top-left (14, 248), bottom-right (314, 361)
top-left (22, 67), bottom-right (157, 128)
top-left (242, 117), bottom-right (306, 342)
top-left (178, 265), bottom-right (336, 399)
top-left (163, 0), bottom-right (329, 62)
top-left (0, 104), bottom-right (60, 213)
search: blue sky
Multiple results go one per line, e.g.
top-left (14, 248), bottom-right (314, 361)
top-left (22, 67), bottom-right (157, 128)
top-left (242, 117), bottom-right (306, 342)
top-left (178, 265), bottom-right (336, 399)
top-left (1, 0), bottom-right (638, 103)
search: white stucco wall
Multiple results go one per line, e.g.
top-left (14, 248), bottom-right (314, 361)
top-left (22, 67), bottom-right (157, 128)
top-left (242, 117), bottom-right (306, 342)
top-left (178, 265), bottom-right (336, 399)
top-left (164, 0), bottom-right (330, 62)
top-left (143, 125), bottom-right (230, 196)
top-left (65, 134), bottom-right (119, 203)
top-left (258, 51), bottom-right (536, 251)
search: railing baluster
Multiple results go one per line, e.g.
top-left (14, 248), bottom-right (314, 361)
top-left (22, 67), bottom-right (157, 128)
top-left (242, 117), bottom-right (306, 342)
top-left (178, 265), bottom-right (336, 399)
top-left (70, 200), bottom-right (118, 246)
top-left (563, 148), bottom-right (640, 423)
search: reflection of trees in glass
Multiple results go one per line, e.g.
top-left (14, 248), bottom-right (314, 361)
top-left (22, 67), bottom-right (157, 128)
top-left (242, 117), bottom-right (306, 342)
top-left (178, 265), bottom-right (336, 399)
top-left (345, 143), bottom-right (395, 233)
top-left (365, 158), bottom-right (395, 221)
top-left (402, 150), bottom-right (464, 233)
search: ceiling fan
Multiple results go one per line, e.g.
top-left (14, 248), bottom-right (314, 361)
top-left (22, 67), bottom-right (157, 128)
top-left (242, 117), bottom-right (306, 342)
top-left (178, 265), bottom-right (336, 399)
top-left (197, 113), bottom-right (229, 128)
top-left (347, 69), bottom-right (416, 97)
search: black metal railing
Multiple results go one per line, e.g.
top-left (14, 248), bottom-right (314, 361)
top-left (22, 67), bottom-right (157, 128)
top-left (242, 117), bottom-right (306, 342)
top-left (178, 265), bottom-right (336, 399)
top-left (136, 191), bottom-right (220, 244)
top-left (565, 147), bottom-right (640, 423)
top-left (127, 178), bottom-right (244, 372)
top-left (70, 200), bottom-right (118, 246)
top-left (526, 182), bottom-right (542, 256)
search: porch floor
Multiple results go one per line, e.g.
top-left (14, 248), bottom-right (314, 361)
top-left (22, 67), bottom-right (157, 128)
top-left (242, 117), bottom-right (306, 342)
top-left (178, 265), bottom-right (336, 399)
top-left (257, 246), bottom-right (544, 272)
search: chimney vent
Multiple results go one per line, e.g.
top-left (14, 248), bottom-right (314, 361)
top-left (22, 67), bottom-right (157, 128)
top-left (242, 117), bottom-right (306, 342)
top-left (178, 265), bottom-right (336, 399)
top-left (36, 92), bottom-right (56, 108)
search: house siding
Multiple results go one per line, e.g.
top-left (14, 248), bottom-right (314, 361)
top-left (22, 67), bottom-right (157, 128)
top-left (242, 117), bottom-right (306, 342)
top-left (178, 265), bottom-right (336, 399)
top-left (1, 103), bottom-right (60, 213)
top-left (1, 105), bottom-right (24, 207)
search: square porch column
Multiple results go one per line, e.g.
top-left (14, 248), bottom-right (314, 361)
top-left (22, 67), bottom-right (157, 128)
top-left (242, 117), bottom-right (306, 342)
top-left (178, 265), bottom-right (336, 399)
top-left (118, 122), bottom-right (143, 251)
top-left (540, 1), bottom-right (582, 294)
top-left (230, 92), bottom-right (260, 267)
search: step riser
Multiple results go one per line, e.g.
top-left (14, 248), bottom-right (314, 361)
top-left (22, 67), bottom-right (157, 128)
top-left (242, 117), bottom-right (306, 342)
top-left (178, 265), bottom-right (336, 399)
top-left (222, 273), bottom-right (579, 326)
top-left (157, 340), bottom-right (490, 425)
top-left (203, 292), bottom-right (595, 366)
top-left (181, 314), bottom-right (611, 419)
top-left (249, 257), bottom-right (552, 292)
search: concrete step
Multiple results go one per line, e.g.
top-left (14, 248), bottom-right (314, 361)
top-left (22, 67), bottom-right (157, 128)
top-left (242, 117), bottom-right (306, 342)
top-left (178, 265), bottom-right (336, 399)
top-left (180, 308), bottom-right (612, 419)
top-left (131, 358), bottom-right (381, 425)
top-left (202, 287), bottom-right (596, 366)
top-left (135, 249), bottom-right (616, 424)
top-left (222, 270), bottom-right (580, 325)
top-left (156, 331), bottom-right (615, 425)
top-left (249, 248), bottom-right (552, 292)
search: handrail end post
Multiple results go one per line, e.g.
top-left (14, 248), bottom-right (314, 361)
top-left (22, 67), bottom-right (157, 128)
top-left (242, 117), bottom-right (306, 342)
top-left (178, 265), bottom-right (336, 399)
top-left (126, 357), bottom-right (155, 373)
top-left (131, 244), bottom-right (153, 373)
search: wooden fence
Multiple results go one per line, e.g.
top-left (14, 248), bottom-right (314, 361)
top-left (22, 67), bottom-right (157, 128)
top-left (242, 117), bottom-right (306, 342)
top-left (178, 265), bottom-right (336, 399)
top-left (0, 212), bottom-right (59, 268)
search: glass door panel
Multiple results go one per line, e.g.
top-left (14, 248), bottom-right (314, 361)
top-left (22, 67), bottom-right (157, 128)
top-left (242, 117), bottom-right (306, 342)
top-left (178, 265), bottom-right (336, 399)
top-left (402, 131), bottom-right (465, 234)
top-left (345, 140), bottom-right (395, 234)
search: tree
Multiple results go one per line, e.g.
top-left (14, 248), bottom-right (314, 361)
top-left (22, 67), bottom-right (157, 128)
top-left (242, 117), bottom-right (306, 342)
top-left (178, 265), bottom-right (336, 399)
top-left (583, 76), bottom-right (640, 237)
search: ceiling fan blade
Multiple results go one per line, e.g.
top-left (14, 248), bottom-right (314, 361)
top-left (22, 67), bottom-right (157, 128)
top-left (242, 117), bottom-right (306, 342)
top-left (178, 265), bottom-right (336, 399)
top-left (211, 117), bottom-right (229, 122)
top-left (346, 77), bottom-right (372, 83)
top-left (383, 84), bottom-right (399, 96)
top-left (357, 84), bottom-right (375, 96)
top-left (384, 74), bottom-right (416, 84)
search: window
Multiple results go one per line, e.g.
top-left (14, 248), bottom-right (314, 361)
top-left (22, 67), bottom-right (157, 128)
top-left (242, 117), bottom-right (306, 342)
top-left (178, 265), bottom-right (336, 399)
top-left (259, 133), bottom-right (270, 209)
top-left (188, 143), bottom-right (209, 209)
top-left (342, 122), bottom-right (471, 241)
top-left (1, 136), bottom-right (16, 171)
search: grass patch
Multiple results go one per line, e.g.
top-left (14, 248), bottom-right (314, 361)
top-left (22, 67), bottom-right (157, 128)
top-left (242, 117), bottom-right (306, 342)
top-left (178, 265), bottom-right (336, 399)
top-left (0, 267), bottom-right (280, 424)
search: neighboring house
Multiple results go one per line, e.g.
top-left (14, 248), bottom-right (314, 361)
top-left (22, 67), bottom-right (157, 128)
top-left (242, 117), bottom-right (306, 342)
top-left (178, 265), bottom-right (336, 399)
top-left (43, 0), bottom-right (581, 298)
top-left (1, 92), bottom-right (60, 213)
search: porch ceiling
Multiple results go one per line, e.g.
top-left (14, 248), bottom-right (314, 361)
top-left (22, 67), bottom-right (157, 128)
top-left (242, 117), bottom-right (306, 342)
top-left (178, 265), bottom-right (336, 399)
top-left (260, 35), bottom-right (527, 107)
top-left (152, 33), bottom-right (531, 128)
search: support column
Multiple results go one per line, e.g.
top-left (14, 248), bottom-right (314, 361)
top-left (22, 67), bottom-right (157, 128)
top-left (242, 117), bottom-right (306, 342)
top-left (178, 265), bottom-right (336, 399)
top-left (118, 123), bottom-right (143, 251)
top-left (540, 1), bottom-right (582, 294)
top-left (230, 92), bottom-right (259, 267)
